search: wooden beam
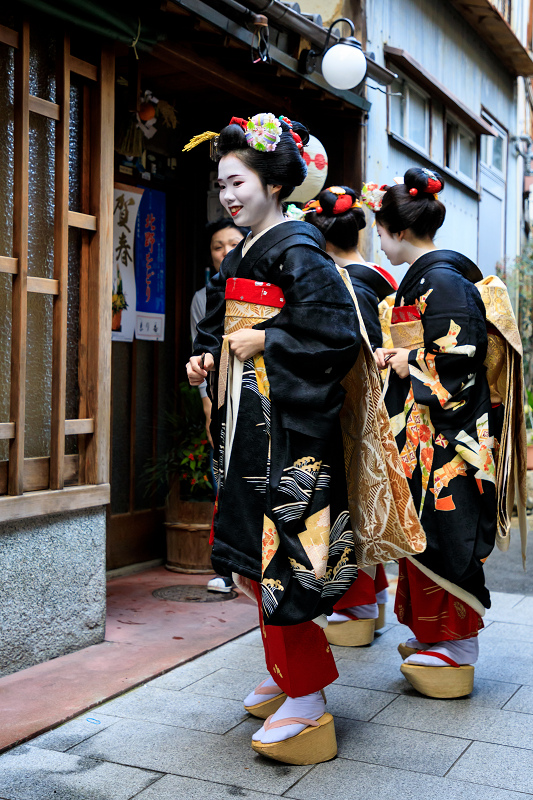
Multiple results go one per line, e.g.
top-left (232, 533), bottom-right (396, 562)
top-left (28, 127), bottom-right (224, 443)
top-left (65, 418), bottom-right (94, 435)
top-left (27, 276), bottom-right (59, 295)
top-left (384, 47), bottom-right (499, 137)
top-left (9, 20), bottom-right (30, 496)
top-left (0, 455), bottom-right (79, 494)
top-left (0, 24), bottom-right (18, 49)
top-left (85, 45), bottom-right (114, 485)
top-left (69, 55), bottom-right (98, 82)
top-left (152, 41), bottom-right (290, 114)
top-left (68, 210), bottom-right (97, 231)
top-left (0, 483), bottom-right (110, 523)
top-left (0, 423), bottom-right (15, 440)
top-left (50, 34), bottom-right (70, 491)
top-left (28, 95), bottom-right (60, 121)
top-left (0, 256), bottom-right (17, 274)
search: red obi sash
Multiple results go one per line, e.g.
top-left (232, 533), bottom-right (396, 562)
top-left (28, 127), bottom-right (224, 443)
top-left (225, 277), bottom-right (285, 308)
top-left (391, 305), bottom-right (420, 324)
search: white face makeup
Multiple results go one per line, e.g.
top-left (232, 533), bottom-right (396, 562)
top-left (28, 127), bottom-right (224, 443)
top-left (210, 226), bottom-right (245, 271)
top-left (376, 222), bottom-right (407, 266)
top-left (217, 154), bottom-right (282, 236)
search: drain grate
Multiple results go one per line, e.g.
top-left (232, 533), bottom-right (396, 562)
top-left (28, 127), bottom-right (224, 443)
top-left (152, 585), bottom-right (238, 603)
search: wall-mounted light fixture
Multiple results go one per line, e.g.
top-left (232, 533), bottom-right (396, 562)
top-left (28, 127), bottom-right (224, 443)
top-left (299, 17), bottom-right (367, 90)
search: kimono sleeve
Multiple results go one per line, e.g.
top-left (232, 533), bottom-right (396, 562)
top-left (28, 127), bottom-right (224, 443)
top-left (407, 267), bottom-right (488, 414)
top-left (260, 244), bottom-right (361, 437)
top-left (192, 265), bottom-right (227, 365)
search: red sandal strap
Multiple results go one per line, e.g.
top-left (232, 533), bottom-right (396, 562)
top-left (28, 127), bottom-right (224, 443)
top-left (416, 651), bottom-right (461, 668)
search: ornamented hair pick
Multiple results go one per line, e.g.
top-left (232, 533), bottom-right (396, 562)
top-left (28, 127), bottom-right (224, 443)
top-left (361, 182), bottom-right (388, 212)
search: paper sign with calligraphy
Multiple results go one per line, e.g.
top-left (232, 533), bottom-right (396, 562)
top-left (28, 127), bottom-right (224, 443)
top-left (134, 188), bottom-right (166, 341)
top-left (112, 186), bottom-right (143, 342)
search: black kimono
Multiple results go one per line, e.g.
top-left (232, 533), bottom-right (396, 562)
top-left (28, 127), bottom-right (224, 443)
top-left (386, 250), bottom-right (497, 608)
top-left (194, 221), bottom-right (361, 626)
top-left (344, 261), bottom-right (397, 350)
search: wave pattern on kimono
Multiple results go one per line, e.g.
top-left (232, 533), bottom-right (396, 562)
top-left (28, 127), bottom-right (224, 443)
top-left (194, 222), bottom-right (362, 626)
top-left (385, 250), bottom-right (498, 612)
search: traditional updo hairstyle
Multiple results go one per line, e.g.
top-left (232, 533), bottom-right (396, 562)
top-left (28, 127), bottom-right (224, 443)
top-left (215, 117), bottom-right (310, 201)
top-left (306, 186), bottom-right (366, 250)
top-left (375, 168), bottom-right (446, 239)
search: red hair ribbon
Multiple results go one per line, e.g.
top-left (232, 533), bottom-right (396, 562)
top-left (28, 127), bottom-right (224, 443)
top-left (279, 115), bottom-right (304, 151)
top-left (426, 176), bottom-right (442, 194)
top-left (229, 117), bottom-right (248, 132)
top-left (333, 194), bottom-right (355, 214)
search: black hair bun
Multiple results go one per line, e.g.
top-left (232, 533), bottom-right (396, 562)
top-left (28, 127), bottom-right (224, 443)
top-left (404, 167), bottom-right (444, 198)
top-left (290, 120), bottom-right (310, 147)
top-left (317, 186), bottom-right (366, 230)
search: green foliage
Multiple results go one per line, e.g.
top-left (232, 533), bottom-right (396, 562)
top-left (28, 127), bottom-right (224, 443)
top-left (143, 382), bottom-right (214, 501)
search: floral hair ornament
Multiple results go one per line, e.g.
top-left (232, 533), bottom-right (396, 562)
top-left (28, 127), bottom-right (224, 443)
top-left (245, 113), bottom-right (282, 152)
top-left (361, 182), bottom-right (388, 212)
top-left (285, 203), bottom-right (305, 221)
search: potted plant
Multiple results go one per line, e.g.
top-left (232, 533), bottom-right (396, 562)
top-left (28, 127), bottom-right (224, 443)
top-left (144, 382), bottom-right (215, 573)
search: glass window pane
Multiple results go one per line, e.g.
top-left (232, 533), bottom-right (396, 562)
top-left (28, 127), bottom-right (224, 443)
top-left (492, 136), bottom-right (504, 173)
top-left (408, 89), bottom-right (428, 150)
top-left (431, 101), bottom-right (444, 165)
top-left (480, 134), bottom-right (490, 166)
top-left (446, 122), bottom-right (455, 169)
top-left (25, 293), bottom-right (53, 458)
top-left (390, 79), bottom-right (404, 135)
top-left (28, 113), bottom-right (55, 278)
top-left (459, 131), bottom-right (476, 179)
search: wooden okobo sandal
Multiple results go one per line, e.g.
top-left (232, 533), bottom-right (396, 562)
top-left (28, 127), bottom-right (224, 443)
top-left (376, 603), bottom-right (387, 630)
top-left (400, 651), bottom-right (474, 698)
top-left (251, 713), bottom-right (337, 765)
top-left (244, 680), bottom-right (287, 719)
top-left (397, 642), bottom-right (419, 660)
top-left (325, 613), bottom-right (375, 647)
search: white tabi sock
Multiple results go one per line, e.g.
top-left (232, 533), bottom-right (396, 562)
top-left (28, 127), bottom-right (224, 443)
top-left (376, 589), bottom-right (389, 605)
top-left (404, 637), bottom-right (479, 667)
top-left (253, 691), bottom-right (326, 744)
top-left (405, 637), bottom-right (429, 650)
top-left (244, 675), bottom-right (282, 707)
top-left (327, 603), bottom-right (379, 623)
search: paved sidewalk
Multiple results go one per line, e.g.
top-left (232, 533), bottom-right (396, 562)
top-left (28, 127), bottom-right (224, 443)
top-left (1, 588), bottom-right (532, 799)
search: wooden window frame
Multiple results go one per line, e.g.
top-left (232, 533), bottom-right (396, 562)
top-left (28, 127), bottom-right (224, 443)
top-left (445, 113), bottom-right (479, 189)
top-left (0, 20), bottom-right (113, 522)
top-left (388, 70), bottom-right (431, 156)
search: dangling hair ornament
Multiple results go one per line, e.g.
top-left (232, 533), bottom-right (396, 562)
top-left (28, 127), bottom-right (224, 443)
top-left (182, 131), bottom-right (219, 152)
top-left (303, 199), bottom-right (322, 214)
top-left (279, 115), bottom-right (304, 151)
top-left (361, 182), bottom-right (388, 212)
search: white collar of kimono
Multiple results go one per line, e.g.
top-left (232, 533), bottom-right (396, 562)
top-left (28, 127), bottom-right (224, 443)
top-left (241, 219), bottom-right (293, 257)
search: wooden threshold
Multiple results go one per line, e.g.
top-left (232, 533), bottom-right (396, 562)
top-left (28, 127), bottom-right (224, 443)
top-left (68, 210), bottom-right (97, 231)
top-left (0, 483), bottom-right (110, 523)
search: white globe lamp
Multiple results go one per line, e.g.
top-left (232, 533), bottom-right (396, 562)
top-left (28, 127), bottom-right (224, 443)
top-left (321, 39), bottom-right (367, 90)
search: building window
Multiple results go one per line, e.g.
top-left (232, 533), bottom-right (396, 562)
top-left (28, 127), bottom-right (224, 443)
top-left (0, 18), bottom-right (114, 521)
top-left (389, 75), bottom-right (430, 154)
top-left (446, 118), bottom-right (477, 184)
top-left (481, 125), bottom-right (507, 176)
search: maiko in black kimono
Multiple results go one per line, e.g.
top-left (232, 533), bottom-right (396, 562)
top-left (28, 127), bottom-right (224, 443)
top-left (386, 250), bottom-right (497, 609)
top-left (343, 262), bottom-right (397, 350)
top-left (194, 221), bottom-right (361, 626)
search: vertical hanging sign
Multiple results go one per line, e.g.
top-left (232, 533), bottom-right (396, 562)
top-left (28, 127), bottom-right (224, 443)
top-left (135, 188), bottom-right (166, 341)
top-left (112, 185), bottom-right (143, 342)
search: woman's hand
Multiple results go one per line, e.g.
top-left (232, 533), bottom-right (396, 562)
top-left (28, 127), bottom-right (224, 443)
top-left (186, 353), bottom-right (214, 386)
top-left (374, 347), bottom-right (410, 378)
top-left (225, 329), bottom-right (265, 362)
top-left (202, 396), bottom-right (214, 448)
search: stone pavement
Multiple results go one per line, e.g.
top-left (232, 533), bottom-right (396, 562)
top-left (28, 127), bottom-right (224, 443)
top-left (1, 586), bottom-right (532, 800)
